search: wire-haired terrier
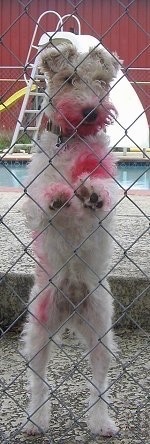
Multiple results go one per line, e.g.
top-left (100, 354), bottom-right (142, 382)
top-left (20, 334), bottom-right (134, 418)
top-left (22, 42), bottom-right (120, 437)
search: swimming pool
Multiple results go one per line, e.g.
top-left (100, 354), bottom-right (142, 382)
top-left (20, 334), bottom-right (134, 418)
top-left (117, 162), bottom-right (150, 190)
top-left (0, 161), bottom-right (150, 190)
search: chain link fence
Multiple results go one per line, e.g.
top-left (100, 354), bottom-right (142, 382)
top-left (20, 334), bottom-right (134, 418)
top-left (0, 1), bottom-right (150, 443)
top-left (0, 66), bottom-right (149, 133)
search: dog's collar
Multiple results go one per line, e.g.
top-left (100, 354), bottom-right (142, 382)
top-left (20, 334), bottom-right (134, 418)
top-left (47, 120), bottom-right (75, 147)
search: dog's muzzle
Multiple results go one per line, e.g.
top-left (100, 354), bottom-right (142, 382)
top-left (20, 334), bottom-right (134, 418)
top-left (83, 107), bottom-right (98, 123)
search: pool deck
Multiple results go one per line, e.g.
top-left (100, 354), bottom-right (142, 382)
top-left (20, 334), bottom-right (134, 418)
top-left (0, 149), bottom-right (150, 164)
top-left (0, 153), bottom-right (32, 163)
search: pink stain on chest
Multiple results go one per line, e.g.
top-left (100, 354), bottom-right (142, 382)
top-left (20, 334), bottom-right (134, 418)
top-left (71, 150), bottom-right (116, 181)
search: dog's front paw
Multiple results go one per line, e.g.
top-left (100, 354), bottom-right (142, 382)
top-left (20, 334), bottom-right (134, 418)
top-left (75, 182), bottom-right (110, 211)
top-left (42, 183), bottom-right (73, 212)
top-left (49, 194), bottom-right (71, 210)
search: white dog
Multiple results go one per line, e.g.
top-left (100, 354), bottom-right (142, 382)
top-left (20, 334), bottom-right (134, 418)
top-left (22, 42), bottom-right (120, 437)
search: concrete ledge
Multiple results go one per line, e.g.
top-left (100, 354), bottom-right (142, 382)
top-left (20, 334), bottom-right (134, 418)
top-left (0, 273), bottom-right (34, 331)
top-left (0, 272), bottom-right (149, 331)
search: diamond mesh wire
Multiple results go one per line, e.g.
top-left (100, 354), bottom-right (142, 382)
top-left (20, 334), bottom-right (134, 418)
top-left (0, 1), bottom-right (150, 443)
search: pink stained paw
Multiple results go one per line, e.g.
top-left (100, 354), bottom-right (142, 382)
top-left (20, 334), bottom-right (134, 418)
top-left (75, 183), bottom-right (111, 211)
top-left (42, 183), bottom-right (73, 211)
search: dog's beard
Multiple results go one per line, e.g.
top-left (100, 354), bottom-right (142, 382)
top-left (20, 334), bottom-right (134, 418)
top-left (53, 97), bottom-right (117, 137)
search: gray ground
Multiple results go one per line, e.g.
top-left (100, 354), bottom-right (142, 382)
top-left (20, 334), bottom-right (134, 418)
top-left (1, 330), bottom-right (150, 444)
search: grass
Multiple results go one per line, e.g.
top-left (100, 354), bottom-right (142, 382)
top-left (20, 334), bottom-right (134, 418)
top-left (0, 131), bottom-right (32, 153)
top-left (0, 132), bottom-right (12, 151)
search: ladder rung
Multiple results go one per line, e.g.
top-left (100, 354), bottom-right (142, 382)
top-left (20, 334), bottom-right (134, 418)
top-left (35, 74), bottom-right (45, 79)
top-left (25, 110), bottom-right (40, 113)
top-left (20, 126), bottom-right (39, 131)
top-left (30, 92), bottom-right (45, 96)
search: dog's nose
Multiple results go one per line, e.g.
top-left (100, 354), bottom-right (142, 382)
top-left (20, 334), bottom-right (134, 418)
top-left (83, 107), bottom-right (98, 122)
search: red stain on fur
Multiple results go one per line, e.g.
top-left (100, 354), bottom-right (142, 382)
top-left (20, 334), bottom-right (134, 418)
top-left (55, 97), bottom-right (117, 137)
top-left (71, 152), bottom-right (116, 181)
top-left (42, 183), bottom-right (72, 201)
top-left (36, 290), bottom-right (53, 323)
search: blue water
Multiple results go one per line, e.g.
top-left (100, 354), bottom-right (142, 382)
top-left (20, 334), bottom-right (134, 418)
top-left (0, 162), bottom-right (150, 190)
top-left (117, 163), bottom-right (150, 190)
top-left (0, 163), bottom-right (27, 188)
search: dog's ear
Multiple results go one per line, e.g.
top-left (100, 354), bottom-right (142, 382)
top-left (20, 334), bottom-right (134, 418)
top-left (111, 51), bottom-right (123, 75)
top-left (89, 47), bottom-right (122, 82)
top-left (39, 43), bottom-right (77, 75)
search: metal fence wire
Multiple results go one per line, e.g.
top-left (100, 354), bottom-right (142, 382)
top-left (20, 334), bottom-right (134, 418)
top-left (0, 1), bottom-right (150, 443)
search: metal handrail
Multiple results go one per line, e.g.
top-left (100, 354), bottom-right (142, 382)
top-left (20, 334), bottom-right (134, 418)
top-left (23, 10), bottom-right (63, 85)
top-left (57, 14), bottom-right (81, 34)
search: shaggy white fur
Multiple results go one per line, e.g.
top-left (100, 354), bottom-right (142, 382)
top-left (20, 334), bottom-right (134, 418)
top-left (22, 43), bottom-right (120, 437)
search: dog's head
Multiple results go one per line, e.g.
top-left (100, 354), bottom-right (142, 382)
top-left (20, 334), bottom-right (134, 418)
top-left (39, 43), bottom-right (121, 136)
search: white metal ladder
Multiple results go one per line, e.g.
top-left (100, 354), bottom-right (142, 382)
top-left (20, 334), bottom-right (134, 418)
top-left (10, 11), bottom-right (81, 153)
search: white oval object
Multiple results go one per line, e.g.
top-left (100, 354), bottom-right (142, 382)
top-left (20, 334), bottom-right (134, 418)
top-left (38, 32), bottom-right (149, 149)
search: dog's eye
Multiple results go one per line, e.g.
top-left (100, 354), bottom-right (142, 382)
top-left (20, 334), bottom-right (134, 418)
top-left (95, 80), bottom-right (107, 88)
top-left (64, 77), bottom-right (75, 85)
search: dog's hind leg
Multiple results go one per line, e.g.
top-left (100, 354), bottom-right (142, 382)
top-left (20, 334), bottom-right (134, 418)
top-left (74, 286), bottom-right (119, 437)
top-left (22, 285), bottom-right (57, 435)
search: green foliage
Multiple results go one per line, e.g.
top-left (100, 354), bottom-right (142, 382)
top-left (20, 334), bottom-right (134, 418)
top-left (0, 131), bottom-right (31, 153)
